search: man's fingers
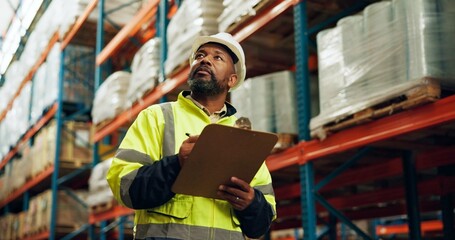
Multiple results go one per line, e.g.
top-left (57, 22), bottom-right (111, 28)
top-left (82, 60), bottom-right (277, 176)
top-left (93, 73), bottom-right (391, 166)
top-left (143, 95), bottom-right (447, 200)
top-left (230, 177), bottom-right (250, 192)
top-left (185, 135), bottom-right (199, 143)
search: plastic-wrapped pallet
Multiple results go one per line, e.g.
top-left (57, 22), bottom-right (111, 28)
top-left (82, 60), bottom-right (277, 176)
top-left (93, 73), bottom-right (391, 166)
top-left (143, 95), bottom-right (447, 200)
top-left (231, 70), bottom-right (298, 134)
top-left (126, 38), bottom-right (161, 107)
top-left (231, 75), bottom-right (275, 132)
top-left (218, 0), bottom-right (262, 32)
top-left (165, 0), bottom-right (224, 76)
top-left (92, 71), bottom-right (131, 124)
top-left (271, 71), bottom-right (298, 134)
top-left (87, 158), bottom-right (114, 207)
top-left (311, 0), bottom-right (455, 139)
top-left (30, 63), bottom-right (48, 125)
top-left (407, 0), bottom-right (455, 82)
top-left (11, 82), bottom-right (32, 145)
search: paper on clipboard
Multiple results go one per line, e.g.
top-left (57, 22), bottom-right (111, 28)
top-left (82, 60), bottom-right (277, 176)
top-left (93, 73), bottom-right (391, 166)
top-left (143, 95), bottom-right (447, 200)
top-left (171, 124), bottom-right (278, 199)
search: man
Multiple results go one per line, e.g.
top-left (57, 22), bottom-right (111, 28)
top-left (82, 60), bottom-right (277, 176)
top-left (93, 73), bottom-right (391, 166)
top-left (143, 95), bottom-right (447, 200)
top-left (107, 32), bottom-right (276, 240)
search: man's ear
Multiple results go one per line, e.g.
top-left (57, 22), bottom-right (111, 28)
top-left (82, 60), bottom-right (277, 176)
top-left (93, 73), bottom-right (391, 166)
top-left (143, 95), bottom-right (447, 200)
top-left (228, 74), bottom-right (238, 89)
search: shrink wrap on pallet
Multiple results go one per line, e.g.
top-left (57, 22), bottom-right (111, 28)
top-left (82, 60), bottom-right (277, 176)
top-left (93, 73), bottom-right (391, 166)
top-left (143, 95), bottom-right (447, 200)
top-left (165, 0), bottom-right (223, 75)
top-left (126, 38), bottom-right (161, 107)
top-left (218, 0), bottom-right (262, 32)
top-left (311, 0), bottom-right (455, 138)
top-left (231, 70), bottom-right (298, 134)
top-left (92, 71), bottom-right (131, 124)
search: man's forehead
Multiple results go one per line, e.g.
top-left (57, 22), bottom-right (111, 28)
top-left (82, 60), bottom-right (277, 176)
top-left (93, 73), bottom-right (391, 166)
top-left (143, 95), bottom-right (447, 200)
top-left (197, 42), bottom-right (238, 63)
top-left (198, 43), bottom-right (229, 53)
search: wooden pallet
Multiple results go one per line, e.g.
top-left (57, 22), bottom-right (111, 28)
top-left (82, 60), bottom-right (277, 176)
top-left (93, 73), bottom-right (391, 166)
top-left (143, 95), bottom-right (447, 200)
top-left (312, 78), bottom-right (441, 139)
top-left (95, 119), bottom-right (114, 132)
top-left (60, 159), bottom-right (91, 169)
top-left (272, 133), bottom-right (298, 153)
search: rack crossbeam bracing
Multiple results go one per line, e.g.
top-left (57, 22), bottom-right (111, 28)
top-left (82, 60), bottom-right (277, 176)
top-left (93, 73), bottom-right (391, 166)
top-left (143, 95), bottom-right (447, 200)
top-left (96, 0), bottom-right (159, 65)
top-left (61, 0), bottom-right (99, 50)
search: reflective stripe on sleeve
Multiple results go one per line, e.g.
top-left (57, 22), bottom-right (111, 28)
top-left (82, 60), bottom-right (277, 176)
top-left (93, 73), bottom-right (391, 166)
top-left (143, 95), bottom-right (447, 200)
top-left (254, 183), bottom-right (275, 196)
top-left (115, 148), bottom-right (155, 165)
top-left (120, 168), bottom-right (139, 208)
top-left (159, 102), bottom-right (175, 157)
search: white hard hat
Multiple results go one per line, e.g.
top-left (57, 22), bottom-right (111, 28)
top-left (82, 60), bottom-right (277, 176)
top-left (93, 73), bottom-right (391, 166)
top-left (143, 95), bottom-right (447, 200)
top-left (190, 32), bottom-right (246, 91)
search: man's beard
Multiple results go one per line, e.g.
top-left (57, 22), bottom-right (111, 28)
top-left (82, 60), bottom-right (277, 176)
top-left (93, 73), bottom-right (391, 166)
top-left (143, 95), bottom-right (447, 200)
top-left (188, 68), bottom-right (226, 96)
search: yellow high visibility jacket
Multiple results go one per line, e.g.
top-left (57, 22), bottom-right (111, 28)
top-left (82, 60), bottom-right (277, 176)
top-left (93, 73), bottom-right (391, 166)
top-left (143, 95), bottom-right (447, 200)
top-left (107, 91), bottom-right (276, 240)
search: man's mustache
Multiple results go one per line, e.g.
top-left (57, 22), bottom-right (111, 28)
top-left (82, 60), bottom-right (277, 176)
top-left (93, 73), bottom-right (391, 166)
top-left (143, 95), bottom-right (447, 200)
top-left (190, 66), bottom-right (214, 79)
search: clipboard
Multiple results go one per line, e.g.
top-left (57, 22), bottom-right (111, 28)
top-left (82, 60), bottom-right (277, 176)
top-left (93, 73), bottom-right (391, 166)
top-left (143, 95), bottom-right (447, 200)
top-left (171, 124), bottom-right (278, 199)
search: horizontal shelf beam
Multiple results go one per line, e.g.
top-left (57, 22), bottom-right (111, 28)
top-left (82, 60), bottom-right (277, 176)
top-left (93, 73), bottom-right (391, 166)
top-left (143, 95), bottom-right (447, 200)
top-left (93, 66), bottom-right (189, 142)
top-left (0, 32), bottom-right (59, 122)
top-left (0, 166), bottom-right (54, 208)
top-left (301, 94), bottom-right (455, 162)
top-left (0, 103), bottom-right (58, 170)
top-left (61, 0), bottom-right (99, 50)
top-left (376, 220), bottom-right (443, 236)
top-left (266, 143), bottom-right (302, 171)
top-left (96, 0), bottom-right (159, 65)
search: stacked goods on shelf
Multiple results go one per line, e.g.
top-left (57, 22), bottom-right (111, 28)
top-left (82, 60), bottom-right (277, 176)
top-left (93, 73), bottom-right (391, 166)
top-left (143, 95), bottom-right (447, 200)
top-left (0, 82), bottom-right (32, 160)
top-left (126, 38), bottom-right (161, 107)
top-left (0, 190), bottom-right (88, 238)
top-left (231, 71), bottom-right (299, 150)
top-left (46, 120), bottom-right (93, 167)
top-left (34, 190), bottom-right (88, 233)
top-left (0, 120), bottom-right (93, 202)
top-left (1, 62), bottom-right (28, 113)
top-left (165, 0), bottom-right (224, 75)
top-left (311, 0), bottom-right (455, 139)
top-left (218, 0), bottom-right (264, 32)
top-left (0, 214), bottom-right (14, 240)
top-left (30, 126), bottom-right (50, 178)
top-left (50, 0), bottom-right (145, 38)
top-left (92, 71), bottom-right (131, 125)
top-left (87, 158), bottom-right (115, 212)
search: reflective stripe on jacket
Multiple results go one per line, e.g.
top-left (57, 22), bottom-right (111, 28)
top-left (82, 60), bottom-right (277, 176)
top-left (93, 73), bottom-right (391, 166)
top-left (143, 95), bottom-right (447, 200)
top-left (107, 91), bottom-right (276, 239)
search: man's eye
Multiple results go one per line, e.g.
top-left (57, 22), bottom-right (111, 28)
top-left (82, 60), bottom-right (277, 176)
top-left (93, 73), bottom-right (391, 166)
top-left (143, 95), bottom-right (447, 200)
top-left (214, 56), bottom-right (223, 60)
top-left (195, 53), bottom-right (204, 59)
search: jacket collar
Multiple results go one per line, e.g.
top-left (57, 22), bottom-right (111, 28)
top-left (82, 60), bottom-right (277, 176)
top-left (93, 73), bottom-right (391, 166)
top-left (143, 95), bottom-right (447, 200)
top-left (180, 91), bottom-right (237, 117)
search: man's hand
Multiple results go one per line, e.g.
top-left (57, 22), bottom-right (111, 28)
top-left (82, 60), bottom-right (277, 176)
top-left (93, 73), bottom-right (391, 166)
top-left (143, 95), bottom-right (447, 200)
top-left (217, 177), bottom-right (254, 211)
top-left (178, 135), bottom-right (198, 166)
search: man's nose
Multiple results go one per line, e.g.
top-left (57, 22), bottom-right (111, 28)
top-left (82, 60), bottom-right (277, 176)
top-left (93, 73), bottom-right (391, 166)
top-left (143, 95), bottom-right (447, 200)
top-left (200, 56), bottom-right (212, 66)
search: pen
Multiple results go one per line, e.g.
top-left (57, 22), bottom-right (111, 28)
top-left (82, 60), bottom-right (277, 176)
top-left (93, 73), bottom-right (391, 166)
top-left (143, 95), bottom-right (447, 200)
top-left (185, 133), bottom-right (191, 137)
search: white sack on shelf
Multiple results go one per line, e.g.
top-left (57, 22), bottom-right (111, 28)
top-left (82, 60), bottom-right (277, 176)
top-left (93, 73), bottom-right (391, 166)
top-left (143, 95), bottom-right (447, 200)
top-left (126, 38), bottom-right (161, 107)
top-left (218, 0), bottom-right (262, 32)
top-left (87, 158), bottom-right (114, 206)
top-left (165, 0), bottom-right (224, 76)
top-left (92, 71), bottom-right (131, 124)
